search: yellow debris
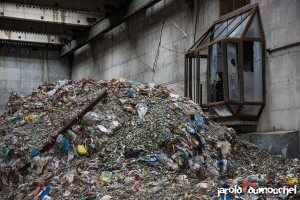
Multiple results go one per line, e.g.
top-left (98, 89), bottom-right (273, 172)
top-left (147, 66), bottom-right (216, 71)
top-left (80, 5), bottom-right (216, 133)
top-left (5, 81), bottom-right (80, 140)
top-left (77, 144), bottom-right (87, 155)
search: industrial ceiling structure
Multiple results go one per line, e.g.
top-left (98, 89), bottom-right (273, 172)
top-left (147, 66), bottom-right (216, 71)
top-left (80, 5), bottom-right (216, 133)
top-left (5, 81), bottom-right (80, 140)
top-left (0, 0), bottom-right (160, 53)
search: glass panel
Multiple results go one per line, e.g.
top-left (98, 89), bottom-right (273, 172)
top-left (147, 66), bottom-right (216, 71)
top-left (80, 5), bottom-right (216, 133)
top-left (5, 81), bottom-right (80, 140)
top-left (212, 105), bottom-right (232, 117)
top-left (213, 22), bottom-right (227, 40)
top-left (240, 105), bottom-right (261, 116)
top-left (227, 43), bottom-right (240, 101)
top-left (227, 16), bottom-right (241, 34)
top-left (199, 49), bottom-right (208, 105)
top-left (208, 43), bottom-right (223, 102)
top-left (245, 13), bottom-right (263, 38)
top-left (211, 11), bottom-right (250, 41)
top-left (243, 41), bottom-right (263, 102)
top-left (229, 15), bottom-right (250, 37)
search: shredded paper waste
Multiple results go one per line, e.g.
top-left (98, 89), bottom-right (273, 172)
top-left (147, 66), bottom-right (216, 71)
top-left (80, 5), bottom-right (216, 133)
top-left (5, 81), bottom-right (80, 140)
top-left (0, 77), bottom-right (299, 199)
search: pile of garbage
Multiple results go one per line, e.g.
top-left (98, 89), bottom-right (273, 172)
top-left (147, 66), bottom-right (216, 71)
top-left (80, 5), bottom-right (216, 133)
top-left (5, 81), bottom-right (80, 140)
top-left (0, 77), bottom-right (299, 200)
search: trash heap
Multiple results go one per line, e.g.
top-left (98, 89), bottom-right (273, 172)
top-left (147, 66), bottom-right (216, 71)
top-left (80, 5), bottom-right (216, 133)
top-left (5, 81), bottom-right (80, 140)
top-left (0, 77), bottom-right (299, 200)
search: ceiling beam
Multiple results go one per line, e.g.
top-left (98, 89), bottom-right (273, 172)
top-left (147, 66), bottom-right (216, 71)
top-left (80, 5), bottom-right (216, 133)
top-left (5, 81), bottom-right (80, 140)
top-left (59, 0), bottom-right (161, 57)
top-left (0, 2), bottom-right (103, 26)
top-left (0, 30), bottom-right (71, 45)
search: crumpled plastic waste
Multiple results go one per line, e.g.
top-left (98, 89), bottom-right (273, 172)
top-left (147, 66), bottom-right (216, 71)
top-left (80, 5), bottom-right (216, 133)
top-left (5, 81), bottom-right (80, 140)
top-left (84, 111), bottom-right (102, 121)
top-left (97, 125), bottom-right (111, 134)
top-left (195, 113), bottom-right (205, 127)
top-left (135, 103), bottom-right (148, 120)
top-left (77, 144), bottom-right (87, 155)
top-left (156, 152), bottom-right (179, 170)
top-left (137, 155), bottom-right (157, 162)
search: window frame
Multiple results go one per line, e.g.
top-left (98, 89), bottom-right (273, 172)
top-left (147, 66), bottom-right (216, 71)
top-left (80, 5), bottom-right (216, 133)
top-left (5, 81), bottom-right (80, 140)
top-left (184, 4), bottom-right (266, 120)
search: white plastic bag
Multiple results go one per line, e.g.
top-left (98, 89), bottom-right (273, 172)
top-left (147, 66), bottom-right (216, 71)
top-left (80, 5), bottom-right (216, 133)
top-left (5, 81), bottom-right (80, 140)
top-left (135, 103), bottom-right (148, 120)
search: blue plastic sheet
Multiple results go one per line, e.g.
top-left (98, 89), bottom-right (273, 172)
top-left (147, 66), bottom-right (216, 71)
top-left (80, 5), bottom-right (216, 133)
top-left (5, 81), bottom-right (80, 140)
top-left (39, 184), bottom-right (51, 200)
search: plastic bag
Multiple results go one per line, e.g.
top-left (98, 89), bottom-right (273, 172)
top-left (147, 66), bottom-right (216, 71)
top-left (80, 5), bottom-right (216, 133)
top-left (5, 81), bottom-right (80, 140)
top-left (135, 103), bottom-right (148, 120)
top-left (60, 137), bottom-right (70, 152)
top-left (169, 93), bottom-right (179, 101)
top-left (47, 89), bottom-right (57, 97)
top-left (147, 82), bottom-right (155, 89)
top-left (84, 111), bottom-right (102, 121)
top-left (156, 152), bottom-right (178, 170)
top-left (127, 90), bottom-right (133, 98)
top-left (97, 125), bottom-right (111, 134)
top-left (2, 147), bottom-right (12, 163)
top-left (88, 127), bottom-right (95, 134)
top-left (77, 144), bottom-right (87, 155)
top-left (31, 147), bottom-right (39, 159)
top-left (20, 120), bottom-right (27, 126)
top-left (195, 114), bottom-right (205, 127)
top-left (6, 116), bottom-right (19, 121)
top-left (57, 135), bottom-right (70, 152)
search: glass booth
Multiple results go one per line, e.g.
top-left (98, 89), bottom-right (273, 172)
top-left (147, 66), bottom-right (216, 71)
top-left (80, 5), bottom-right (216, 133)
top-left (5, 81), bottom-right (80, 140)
top-left (184, 4), bottom-right (265, 121)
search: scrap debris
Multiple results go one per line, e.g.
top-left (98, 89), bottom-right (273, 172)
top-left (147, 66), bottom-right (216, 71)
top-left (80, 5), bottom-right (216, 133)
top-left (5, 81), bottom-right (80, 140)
top-left (0, 77), bottom-right (299, 199)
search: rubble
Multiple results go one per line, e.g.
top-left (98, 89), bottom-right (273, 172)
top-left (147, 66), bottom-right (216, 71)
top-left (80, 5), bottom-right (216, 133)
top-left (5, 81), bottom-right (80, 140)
top-left (0, 77), bottom-right (299, 199)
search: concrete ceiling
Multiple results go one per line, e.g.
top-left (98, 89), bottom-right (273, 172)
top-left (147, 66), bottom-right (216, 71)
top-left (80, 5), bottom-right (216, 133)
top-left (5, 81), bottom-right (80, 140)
top-left (2, 0), bottom-right (125, 14)
top-left (0, 0), bottom-right (128, 45)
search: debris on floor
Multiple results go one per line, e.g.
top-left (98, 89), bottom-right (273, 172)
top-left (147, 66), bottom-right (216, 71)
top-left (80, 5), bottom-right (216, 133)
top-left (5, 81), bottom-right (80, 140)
top-left (0, 77), bottom-right (299, 199)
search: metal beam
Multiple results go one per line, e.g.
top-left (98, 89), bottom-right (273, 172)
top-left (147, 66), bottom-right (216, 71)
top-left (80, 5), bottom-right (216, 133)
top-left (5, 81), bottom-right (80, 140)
top-left (40, 90), bottom-right (108, 153)
top-left (59, 0), bottom-right (161, 57)
top-left (0, 2), bottom-right (103, 26)
top-left (0, 30), bottom-right (71, 45)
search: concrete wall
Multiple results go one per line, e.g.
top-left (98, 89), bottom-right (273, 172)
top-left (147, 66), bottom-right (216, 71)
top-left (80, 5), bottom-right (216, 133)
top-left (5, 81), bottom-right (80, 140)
top-left (71, 0), bottom-right (300, 133)
top-left (253, 0), bottom-right (300, 132)
top-left (0, 45), bottom-right (70, 114)
top-left (240, 130), bottom-right (300, 159)
top-left (72, 0), bottom-right (220, 97)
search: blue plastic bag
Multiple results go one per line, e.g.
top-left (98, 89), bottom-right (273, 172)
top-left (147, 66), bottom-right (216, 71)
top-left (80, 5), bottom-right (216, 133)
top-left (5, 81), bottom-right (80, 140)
top-left (31, 147), bottom-right (39, 159)
top-left (195, 114), bottom-right (205, 127)
top-left (60, 137), bottom-right (70, 152)
top-left (127, 90), bottom-right (133, 98)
